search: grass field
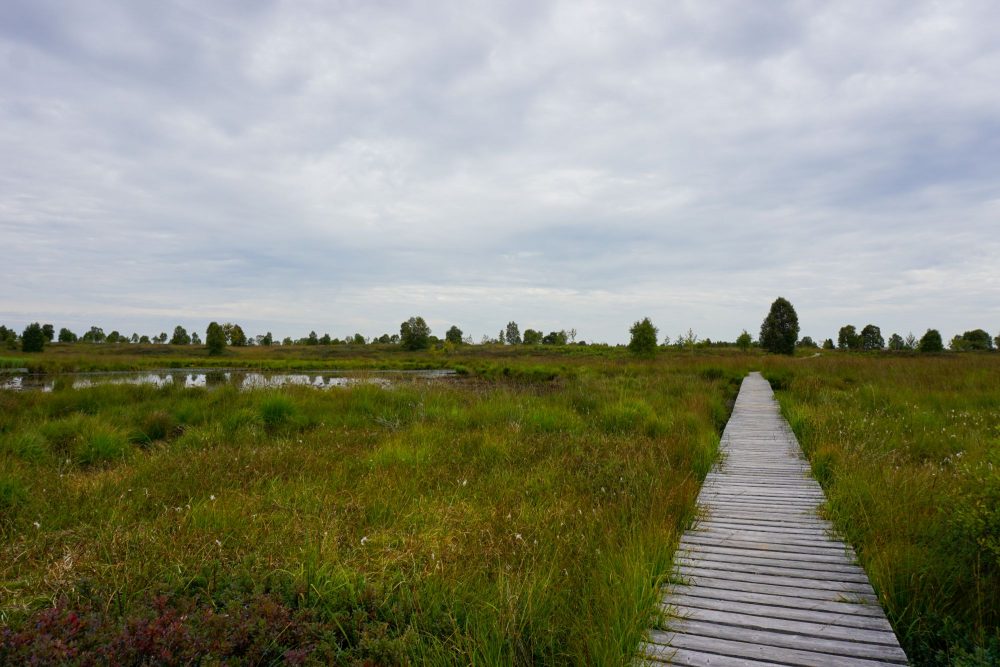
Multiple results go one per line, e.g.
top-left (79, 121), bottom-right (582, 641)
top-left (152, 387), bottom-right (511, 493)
top-left (769, 355), bottom-right (1000, 665)
top-left (2, 345), bottom-right (998, 665)
top-left (0, 348), bottom-right (741, 664)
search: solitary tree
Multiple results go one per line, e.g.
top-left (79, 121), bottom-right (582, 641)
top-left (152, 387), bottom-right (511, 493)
top-left (206, 322), bottom-right (226, 355)
top-left (759, 297), bottom-right (799, 355)
top-left (523, 329), bottom-right (542, 345)
top-left (887, 333), bottom-right (906, 350)
top-left (58, 327), bottom-right (77, 343)
top-left (170, 325), bottom-right (191, 346)
top-left (21, 322), bottom-right (45, 353)
top-left (41, 324), bottom-right (55, 342)
top-left (798, 336), bottom-right (818, 349)
top-left (191, 332), bottom-right (201, 345)
top-left (918, 329), bottom-right (943, 353)
top-left (736, 330), bottom-right (753, 352)
top-left (860, 324), bottom-right (884, 351)
top-left (822, 338), bottom-right (835, 350)
top-left (445, 325), bottom-right (463, 345)
top-left (352, 333), bottom-right (366, 345)
top-left (628, 317), bottom-right (659, 357)
top-left (400, 316), bottom-right (431, 350)
top-left (504, 321), bottom-right (521, 345)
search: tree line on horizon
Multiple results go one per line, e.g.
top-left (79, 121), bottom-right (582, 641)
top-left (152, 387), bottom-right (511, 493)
top-left (4, 299), bottom-right (998, 356)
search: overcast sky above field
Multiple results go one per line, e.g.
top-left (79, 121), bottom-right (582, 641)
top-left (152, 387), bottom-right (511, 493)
top-left (2, 1), bottom-right (999, 344)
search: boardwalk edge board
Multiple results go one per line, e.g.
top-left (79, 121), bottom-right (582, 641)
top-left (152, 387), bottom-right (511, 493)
top-left (644, 372), bottom-right (908, 665)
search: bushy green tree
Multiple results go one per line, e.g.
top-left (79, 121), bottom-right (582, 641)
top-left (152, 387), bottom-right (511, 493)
top-left (504, 321), bottom-right (521, 345)
top-left (797, 336), bottom-right (818, 349)
top-left (170, 325), bottom-right (191, 346)
top-left (352, 333), bottom-right (366, 345)
top-left (191, 332), bottom-right (201, 345)
top-left (628, 317), bottom-right (658, 356)
top-left (58, 327), bottom-right (77, 343)
top-left (736, 330), bottom-right (752, 352)
top-left (759, 297), bottom-right (799, 355)
top-left (400, 316), bottom-right (431, 351)
top-left (82, 326), bottom-right (106, 343)
top-left (41, 324), bottom-right (54, 342)
top-left (206, 322), bottom-right (226, 355)
top-left (542, 330), bottom-right (568, 345)
top-left (822, 338), bottom-right (835, 350)
top-left (228, 324), bottom-right (247, 347)
top-left (107, 331), bottom-right (122, 344)
top-left (837, 325), bottom-right (860, 350)
top-left (959, 329), bottom-right (993, 350)
top-left (445, 325), bottom-right (463, 345)
top-left (860, 324), bottom-right (884, 351)
top-left (918, 329), bottom-right (943, 353)
top-left (21, 322), bottom-right (45, 353)
top-left (887, 333), bottom-right (906, 350)
top-left (523, 329), bottom-right (542, 345)
top-left (260, 332), bottom-right (273, 346)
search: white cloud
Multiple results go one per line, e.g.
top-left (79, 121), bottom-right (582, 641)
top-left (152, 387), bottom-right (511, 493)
top-left (1, 0), bottom-right (999, 343)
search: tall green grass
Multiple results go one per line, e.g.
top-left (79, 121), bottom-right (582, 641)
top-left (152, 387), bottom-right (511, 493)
top-left (769, 355), bottom-right (1000, 664)
top-left (0, 355), bottom-right (740, 664)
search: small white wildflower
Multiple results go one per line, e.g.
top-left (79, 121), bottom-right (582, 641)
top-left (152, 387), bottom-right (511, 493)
top-left (33, 521), bottom-right (41, 529)
top-left (361, 536), bottom-right (369, 545)
top-left (462, 479), bottom-right (467, 487)
top-left (515, 533), bottom-right (523, 541)
top-left (210, 495), bottom-right (216, 501)
top-left (215, 539), bottom-right (222, 547)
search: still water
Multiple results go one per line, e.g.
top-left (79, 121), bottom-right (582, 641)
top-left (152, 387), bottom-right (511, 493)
top-left (0, 369), bottom-right (455, 392)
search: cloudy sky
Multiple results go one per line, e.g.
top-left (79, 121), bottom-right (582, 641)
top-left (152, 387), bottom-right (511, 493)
top-left (2, 1), bottom-right (998, 344)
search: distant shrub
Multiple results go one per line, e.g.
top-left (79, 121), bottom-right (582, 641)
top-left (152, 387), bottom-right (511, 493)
top-left (759, 298), bottom-right (799, 355)
top-left (21, 322), bottom-right (44, 353)
top-left (918, 329), bottom-right (944, 353)
top-left (628, 317), bottom-right (659, 357)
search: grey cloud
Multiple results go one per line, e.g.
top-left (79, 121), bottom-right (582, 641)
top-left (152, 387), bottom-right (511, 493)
top-left (2, 1), bottom-right (999, 343)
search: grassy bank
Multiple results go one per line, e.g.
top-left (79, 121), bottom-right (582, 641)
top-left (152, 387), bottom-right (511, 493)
top-left (769, 354), bottom-right (1000, 665)
top-left (0, 353), bottom-right (742, 664)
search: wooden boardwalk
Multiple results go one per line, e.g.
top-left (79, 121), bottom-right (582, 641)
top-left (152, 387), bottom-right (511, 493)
top-left (642, 372), bottom-right (908, 666)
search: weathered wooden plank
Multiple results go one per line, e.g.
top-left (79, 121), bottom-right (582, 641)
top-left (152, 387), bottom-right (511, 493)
top-left (681, 535), bottom-right (857, 560)
top-left (664, 585), bottom-right (887, 618)
top-left (664, 592), bottom-right (895, 631)
top-left (675, 556), bottom-right (871, 583)
top-left (675, 565), bottom-right (876, 595)
top-left (677, 574), bottom-right (879, 605)
top-left (659, 621), bottom-right (908, 663)
top-left (641, 642), bottom-right (785, 666)
top-left (676, 549), bottom-right (866, 575)
top-left (666, 605), bottom-right (901, 645)
top-left (647, 631), bottom-right (903, 666)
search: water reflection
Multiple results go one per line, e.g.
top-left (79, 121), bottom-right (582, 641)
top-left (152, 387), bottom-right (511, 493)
top-left (0, 369), bottom-right (454, 392)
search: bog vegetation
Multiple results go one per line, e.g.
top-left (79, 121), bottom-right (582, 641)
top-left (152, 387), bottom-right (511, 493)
top-left (0, 347), bottom-right (739, 664)
top-left (1, 321), bottom-right (999, 664)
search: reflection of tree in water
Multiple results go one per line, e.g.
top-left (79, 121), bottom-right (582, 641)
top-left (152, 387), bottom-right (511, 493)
top-left (229, 372), bottom-right (247, 389)
top-left (205, 371), bottom-right (228, 387)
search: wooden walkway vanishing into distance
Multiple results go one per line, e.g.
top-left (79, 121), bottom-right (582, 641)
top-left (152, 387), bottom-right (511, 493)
top-left (642, 372), bottom-right (908, 666)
